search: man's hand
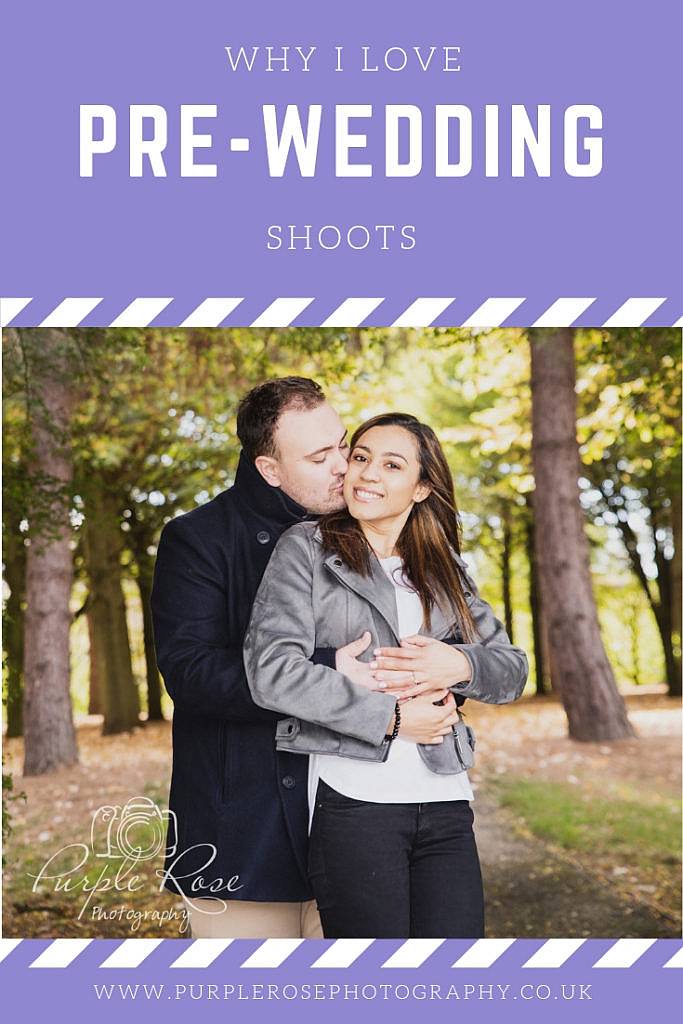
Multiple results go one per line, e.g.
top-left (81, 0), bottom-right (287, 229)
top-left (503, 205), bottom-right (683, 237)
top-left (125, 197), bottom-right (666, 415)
top-left (394, 690), bottom-right (460, 744)
top-left (371, 635), bottom-right (472, 697)
top-left (335, 632), bottom-right (377, 690)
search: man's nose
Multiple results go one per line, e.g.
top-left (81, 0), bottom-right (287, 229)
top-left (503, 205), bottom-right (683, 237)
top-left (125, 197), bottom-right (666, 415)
top-left (331, 450), bottom-right (348, 475)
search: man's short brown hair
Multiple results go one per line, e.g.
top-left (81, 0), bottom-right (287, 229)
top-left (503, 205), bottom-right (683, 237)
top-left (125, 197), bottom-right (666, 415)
top-left (236, 377), bottom-right (325, 461)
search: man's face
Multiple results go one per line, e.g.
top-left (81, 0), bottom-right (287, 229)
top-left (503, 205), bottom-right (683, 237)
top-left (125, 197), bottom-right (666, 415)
top-left (255, 401), bottom-right (349, 513)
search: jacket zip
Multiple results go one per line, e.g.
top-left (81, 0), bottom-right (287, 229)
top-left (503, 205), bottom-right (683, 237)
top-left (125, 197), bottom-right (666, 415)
top-left (453, 730), bottom-right (466, 767)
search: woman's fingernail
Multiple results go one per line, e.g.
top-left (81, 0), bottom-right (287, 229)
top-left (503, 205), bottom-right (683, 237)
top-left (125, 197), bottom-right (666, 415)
top-left (378, 682), bottom-right (386, 690)
top-left (370, 661), bottom-right (378, 669)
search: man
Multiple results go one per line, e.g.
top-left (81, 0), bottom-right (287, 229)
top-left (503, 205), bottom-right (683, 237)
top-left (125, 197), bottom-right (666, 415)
top-left (152, 377), bottom-right (459, 938)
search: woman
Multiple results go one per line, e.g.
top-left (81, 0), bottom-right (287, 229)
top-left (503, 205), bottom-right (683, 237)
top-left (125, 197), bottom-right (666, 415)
top-left (244, 413), bottom-right (528, 938)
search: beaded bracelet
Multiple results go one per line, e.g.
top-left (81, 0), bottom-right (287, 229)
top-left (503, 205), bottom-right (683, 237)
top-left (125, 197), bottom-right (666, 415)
top-left (385, 700), bottom-right (401, 741)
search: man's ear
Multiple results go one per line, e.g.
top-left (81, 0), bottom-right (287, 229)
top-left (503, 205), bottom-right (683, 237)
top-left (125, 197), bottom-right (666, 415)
top-left (413, 482), bottom-right (431, 504)
top-left (254, 455), bottom-right (282, 487)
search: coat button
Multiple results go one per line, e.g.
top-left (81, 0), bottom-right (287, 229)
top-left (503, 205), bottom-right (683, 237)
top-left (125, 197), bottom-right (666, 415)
top-left (333, 558), bottom-right (342, 566)
top-left (282, 775), bottom-right (296, 789)
top-left (256, 530), bottom-right (271, 544)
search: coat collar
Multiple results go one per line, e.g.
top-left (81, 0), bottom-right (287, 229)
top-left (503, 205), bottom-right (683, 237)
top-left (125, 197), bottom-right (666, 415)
top-left (232, 451), bottom-right (311, 528)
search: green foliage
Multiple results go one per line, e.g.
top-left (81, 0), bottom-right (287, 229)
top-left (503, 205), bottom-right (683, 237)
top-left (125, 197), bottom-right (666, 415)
top-left (576, 329), bottom-right (681, 514)
top-left (1, 758), bottom-right (26, 868)
top-left (2, 326), bottom-right (681, 709)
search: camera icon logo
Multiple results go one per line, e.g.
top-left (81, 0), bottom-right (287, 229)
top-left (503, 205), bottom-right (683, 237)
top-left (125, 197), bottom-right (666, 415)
top-left (90, 796), bottom-right (177, 861)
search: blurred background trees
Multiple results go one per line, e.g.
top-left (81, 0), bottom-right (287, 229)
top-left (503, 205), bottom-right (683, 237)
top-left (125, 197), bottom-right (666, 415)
top-left (2, 327), bottom-right (680, 772)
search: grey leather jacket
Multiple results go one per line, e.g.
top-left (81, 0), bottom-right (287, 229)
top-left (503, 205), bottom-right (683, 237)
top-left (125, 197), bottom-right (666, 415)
top-left (244, 522), bottom-right (528, 774)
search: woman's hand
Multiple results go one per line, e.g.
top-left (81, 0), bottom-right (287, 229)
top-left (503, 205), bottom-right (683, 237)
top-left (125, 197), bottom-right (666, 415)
top-left (371, 635), bottom-right (472, 697)
top-left (396, 690), bottom-right (460, 744)
top-left (335, 631), bottom-right (378, 690)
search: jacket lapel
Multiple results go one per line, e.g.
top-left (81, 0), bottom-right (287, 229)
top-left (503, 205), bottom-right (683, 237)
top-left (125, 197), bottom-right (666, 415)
top-left (419, 600), bottom-right (457, 641)
top-left (322, 549), bottom-right (460, 642)
top-left (323, 552), bottom-right (401, 640)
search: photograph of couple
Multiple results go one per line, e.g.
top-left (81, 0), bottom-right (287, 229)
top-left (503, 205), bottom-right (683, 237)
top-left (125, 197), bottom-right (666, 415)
top-left (2, 326), bottom-right (680, 942)
top-left (154, 378), bottom-right (527, 938)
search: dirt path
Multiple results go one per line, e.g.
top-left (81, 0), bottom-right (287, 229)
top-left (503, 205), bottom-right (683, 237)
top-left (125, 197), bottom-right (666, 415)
top-left (475, 792), bottom-right (677, 937)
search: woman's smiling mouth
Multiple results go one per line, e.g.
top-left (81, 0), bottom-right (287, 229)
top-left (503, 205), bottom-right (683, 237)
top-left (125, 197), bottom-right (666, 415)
top-left (353, 487), bottom-right (384, 502)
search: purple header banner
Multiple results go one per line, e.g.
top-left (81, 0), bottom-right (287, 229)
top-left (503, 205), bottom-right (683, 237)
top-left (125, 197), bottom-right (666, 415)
top-left (1, 0), bottom-right (682, 325)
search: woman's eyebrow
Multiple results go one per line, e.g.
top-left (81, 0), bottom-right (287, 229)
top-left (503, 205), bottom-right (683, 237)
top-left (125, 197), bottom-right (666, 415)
top-left (352, 444), bottom-right (408, 463)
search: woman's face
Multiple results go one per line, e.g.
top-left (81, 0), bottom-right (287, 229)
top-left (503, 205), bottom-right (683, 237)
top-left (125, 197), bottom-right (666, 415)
top-left (344, 425), bottom-right (430, 524)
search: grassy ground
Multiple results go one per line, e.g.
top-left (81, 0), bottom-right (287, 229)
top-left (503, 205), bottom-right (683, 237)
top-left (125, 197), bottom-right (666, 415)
top-left (493, 778), bottom-right (680, 863)
top-left (488, 777), bottom-right (680, 930)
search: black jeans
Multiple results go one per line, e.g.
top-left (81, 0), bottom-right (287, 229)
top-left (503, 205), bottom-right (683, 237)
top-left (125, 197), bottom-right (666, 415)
top-left (308, 779), bottom-right (485, 938)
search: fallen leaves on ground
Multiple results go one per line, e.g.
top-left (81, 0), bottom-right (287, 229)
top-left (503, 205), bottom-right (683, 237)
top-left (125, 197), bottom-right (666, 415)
top-left (2, 690), bottom-right (680, 937)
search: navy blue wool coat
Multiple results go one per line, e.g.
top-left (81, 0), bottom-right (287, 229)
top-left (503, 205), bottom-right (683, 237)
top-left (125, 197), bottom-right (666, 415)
top-left (151, 453), bottom-right (335, 901)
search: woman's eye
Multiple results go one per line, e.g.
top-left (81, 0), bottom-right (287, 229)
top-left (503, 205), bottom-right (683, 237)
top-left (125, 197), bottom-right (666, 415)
top-left (352, 453), bottom-right (366, 463)
top-left (386, 462), bottom-right (401, 470)
top-left (311, 457), bottom-right (326, 465)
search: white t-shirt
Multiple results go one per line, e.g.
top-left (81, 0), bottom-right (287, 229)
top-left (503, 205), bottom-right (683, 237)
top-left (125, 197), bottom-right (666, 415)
top-left (307, 555), bottom-right (473, 829)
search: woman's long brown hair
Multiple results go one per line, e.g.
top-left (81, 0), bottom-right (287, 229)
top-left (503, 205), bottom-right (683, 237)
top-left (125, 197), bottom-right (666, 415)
top-left (319, 413), bottom-right (477, 640)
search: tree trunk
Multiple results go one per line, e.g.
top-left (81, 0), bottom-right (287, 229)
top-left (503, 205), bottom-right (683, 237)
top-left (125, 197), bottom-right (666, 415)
top-left (529, 328), bottom-right (634, 740)
top-left (653, 605), bottom-right (681, 697)
top-left (659, 501), bottom-right (683, 700)
top-left (651, 509), bottom-right (681, 697)
top-left (84, 485), bottom-right (140, 734)
top-left (22, 329), bottom-right (79, 774)
top-left (136, 562), bottom-right (164, 721)
top-left (650, 558), bottom-right (681, 698)
top-left (3, 518), bottom-right (26, 737)
top-left (501, 502), bottom-right (514, 643)
top-left (627, 594), bottom-right (641, 687)
top-left (86, 610), bottom-right (102, 715)
top-left (613, 510), bottom-right (681, 696)
top-left (126, 517), bottom-right (166, 720)
top-left (524, 506), bottom-right (548, 695)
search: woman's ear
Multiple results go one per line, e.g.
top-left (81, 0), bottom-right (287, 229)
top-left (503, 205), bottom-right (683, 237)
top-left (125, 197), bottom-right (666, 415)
top-left (413, 482), bottom-right (431, 504)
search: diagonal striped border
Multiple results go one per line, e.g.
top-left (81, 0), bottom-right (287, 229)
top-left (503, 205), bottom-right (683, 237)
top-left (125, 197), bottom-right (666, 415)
top-left (1, 296), bottom-right (678, 328)
top-left (0, 938), bottom-right (680, 970)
